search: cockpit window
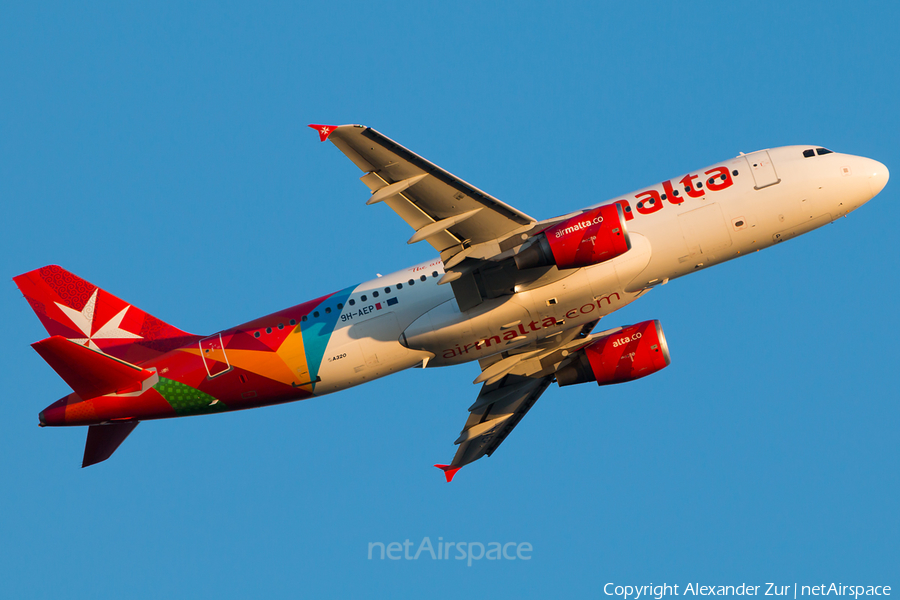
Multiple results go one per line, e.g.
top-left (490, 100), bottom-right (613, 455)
top-left (803, 149), bottom-right (815, 158)
top-left (816, 147), bottom-right (833, 155)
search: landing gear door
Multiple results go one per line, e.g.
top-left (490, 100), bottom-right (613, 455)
top-left (744, 150), bottom-right (781, 190)
top-left (200, 333), bottom-right (231, 378)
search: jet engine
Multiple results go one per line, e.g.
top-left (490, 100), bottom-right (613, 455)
top-left (514, 203), bottom-right (631, 271)
top-left (556, 319), bottom-right (670, 386)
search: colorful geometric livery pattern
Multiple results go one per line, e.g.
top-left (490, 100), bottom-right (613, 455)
top-left (16, 266), bottom-right (359, 427)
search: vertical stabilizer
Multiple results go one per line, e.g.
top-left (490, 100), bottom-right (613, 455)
top-left (14, 265), bottom-right (198, 364)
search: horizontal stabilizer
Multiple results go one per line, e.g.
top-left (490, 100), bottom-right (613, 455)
top-left (32, 336), bottom-right (155, 399)
top-left (434, 463), bottom-right (462, 483)
top-left (83, 422), bottom-right (139, 467)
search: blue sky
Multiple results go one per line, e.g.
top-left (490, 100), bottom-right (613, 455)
top-left (2, 1), bottom-right (898, 598)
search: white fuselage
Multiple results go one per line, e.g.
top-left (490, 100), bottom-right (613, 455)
top-left (313, 147), bottom-right (886, 394)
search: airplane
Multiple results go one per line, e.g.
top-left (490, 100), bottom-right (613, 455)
top-left (14, 124), bottom-right (889, 479)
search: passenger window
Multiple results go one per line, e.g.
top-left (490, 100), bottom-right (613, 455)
top-left (372, 291), bottom-right (379, 298)
top-left (420, 275), bottom-right (427, 281)
top-left (803, 149), bottom-right (815, 158)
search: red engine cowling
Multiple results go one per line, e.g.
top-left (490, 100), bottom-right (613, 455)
top-left (556, 320), bottom-right (671, 387)
top-left (515, 203), bottom-right (631, 271)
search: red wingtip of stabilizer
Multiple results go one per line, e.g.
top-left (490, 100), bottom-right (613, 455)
top-left (434, 464), bottom-right (461, 483)
top-left (308, 124), bottom-right (337, 142)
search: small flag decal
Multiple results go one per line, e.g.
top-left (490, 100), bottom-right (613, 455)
top-left (387, 297), bottom-right (399, 306)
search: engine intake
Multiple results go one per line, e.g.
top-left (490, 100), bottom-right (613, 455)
top-left (556, 319), bottom-right (671, 387)
top-left (515, 203), bottom-right (631, 271)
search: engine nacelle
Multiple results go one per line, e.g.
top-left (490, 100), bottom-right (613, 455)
top-left (556, 320), bottom-right (671, 387)
top-left (515, 203), bottom-right (631, 271)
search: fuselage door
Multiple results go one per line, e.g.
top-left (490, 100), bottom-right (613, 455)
top-left (744, 150), bottom-right (781, 189)
top-left (200, 333), bottom-right (231, 378)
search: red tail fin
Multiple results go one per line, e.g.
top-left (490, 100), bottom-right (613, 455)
top-left (14, 266), bottom-right (197, 364)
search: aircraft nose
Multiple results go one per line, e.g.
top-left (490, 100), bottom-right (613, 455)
top-left (869, 160), bottom-right (889, 197)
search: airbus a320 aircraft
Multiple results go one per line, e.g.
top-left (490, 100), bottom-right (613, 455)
top-left (15, 125), bottom-right (889, 479)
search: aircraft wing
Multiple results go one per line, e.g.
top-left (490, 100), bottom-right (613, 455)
top-left (435, 321), bottom-right (614, 481)
top-left (435, 373), bottom-right (554, 482)
top-left (311, 124), bottom-right (537, 282)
